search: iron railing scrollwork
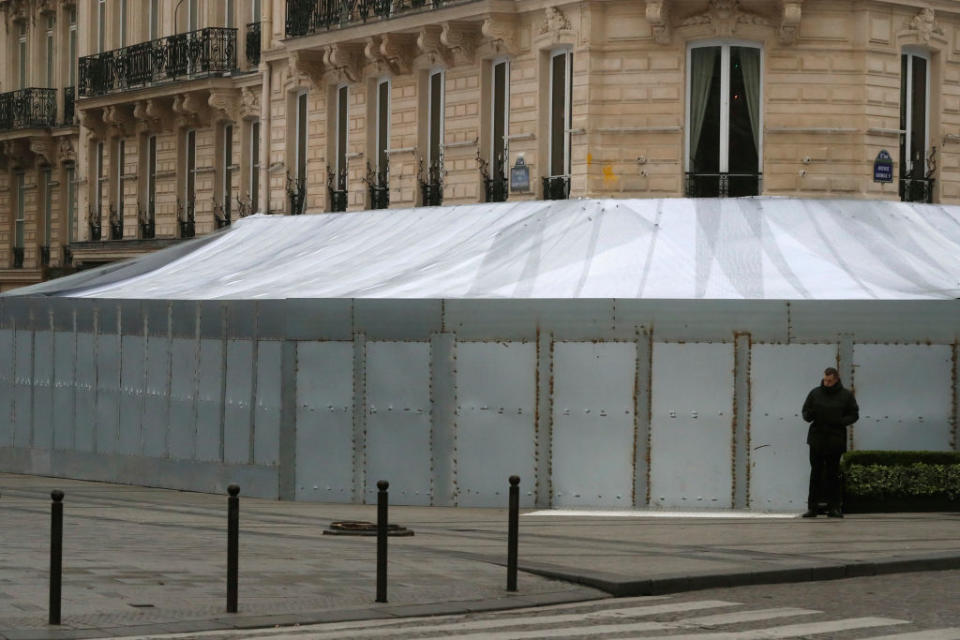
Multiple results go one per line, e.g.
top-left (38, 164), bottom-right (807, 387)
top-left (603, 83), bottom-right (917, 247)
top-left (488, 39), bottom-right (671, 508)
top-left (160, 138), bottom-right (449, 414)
top-left (365, 160), bottom-right (389, 210)
top-left (62, 246), bottom-right (72, 266)
top-left (139, 204), bottom-right (156, 239)
top-left (40, 246), bottom-right (50, 267)
top-left (88, 206), bottom-right (102, 241)
top-left (179, 198), bottom-right (196, 238)
top-left (215, 197), bottom-right (232, 229)
top-left (78, 27), bottom-right (237, 97)
top-left (286, 0), bottom-right (470, 37)
top-left (287, 173), bottom-right (306, 215)
top-left (12, 247), bottom-right (25, 269)
top-left (900, 145), bottom-right (936, 204)
top-left (62, 86), bottom-right (75, 126)
top-left (684, 172), bottom-right (761, 198)
top-left (478, 151), bottom-right (507, 203)
top-left (418, 157), bottom-right (443, 207)
top-left (542, 175), bottom-right (570, 201)
top-left (0, 88), bottom-right (57, 131)
top-left (328, 165), bottom-right (349, 212)
top-left (246, 22), bottom-right (261, 66)
top-left (109, 205), bottom-right (122, 240)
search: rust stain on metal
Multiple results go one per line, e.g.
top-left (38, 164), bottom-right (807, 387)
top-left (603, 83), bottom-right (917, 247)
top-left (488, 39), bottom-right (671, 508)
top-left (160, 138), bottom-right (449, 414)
top-left (534, 326), bottom-right (541, 501)
top-left (645, 326), bottom-right (654, 506)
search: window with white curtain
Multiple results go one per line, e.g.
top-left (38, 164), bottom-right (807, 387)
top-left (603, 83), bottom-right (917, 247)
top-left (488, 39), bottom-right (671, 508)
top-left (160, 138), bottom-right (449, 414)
top-left (900, 50), bottom-right (930, 196)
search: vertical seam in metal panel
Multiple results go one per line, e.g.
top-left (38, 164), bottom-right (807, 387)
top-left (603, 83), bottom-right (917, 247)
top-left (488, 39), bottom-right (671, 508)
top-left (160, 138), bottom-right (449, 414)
top-left (353, 330), bottom-right (367, 504)
top-left (429, 335), bottom-right (435, 505)
top-left (732, 332), bottom-right (752, 510)
top-left (645, 327), bottom-right (654, 506)
top-left (163, 301), bottom-right (173, 459)
top-left (92, 307), bottom-right (100, 454)
top-left (219, 305), bottom-right (228, 463)
top-left (140, 311), bottom-right (149, 456)
top-left (952, 341), bottom-right (958, 451)
top-left (10, 317), bottom-right (17, 448)
top-left (47, 307), bottom-right (56, 451)
top-left (547, 336), bottom-right (555, 506)
top-left (71, 308), bottom-right (78, 450)
top-left (192, 303), bottom-right (201, 459)
top-left (28, 306), bottom-right (36, 448)
top-left (632, 325), bottom-right (651, 508)
top-left (114, 304), bottom-right (123, 450)
top-left (451, 336), bottom-right (458, 505)
top-left (3, 317), bottom-right (11, 445)
top-left (248, 305), bottom-right (260, 466)
top-left (534, 328), bottom-right (540, 504)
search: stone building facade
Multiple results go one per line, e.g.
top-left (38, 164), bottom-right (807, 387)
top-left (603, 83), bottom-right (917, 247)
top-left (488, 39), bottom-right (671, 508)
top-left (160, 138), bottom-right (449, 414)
top-left (1, 0), bottom-right (959, 291)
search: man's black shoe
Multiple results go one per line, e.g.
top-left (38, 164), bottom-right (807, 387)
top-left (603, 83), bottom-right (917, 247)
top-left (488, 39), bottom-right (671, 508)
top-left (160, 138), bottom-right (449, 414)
top-left (801, 510), bottom-right (817, 518)
top-left (827, 510), bottom-right (843, 518)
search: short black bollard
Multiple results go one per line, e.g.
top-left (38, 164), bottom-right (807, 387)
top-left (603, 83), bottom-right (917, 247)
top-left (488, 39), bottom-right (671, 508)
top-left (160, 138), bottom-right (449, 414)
top-left (226, 484), bottom-right (240, 613)
top-left (507, 475), bottom-right (520, 592)
top-left (376, 480), bottom-right (389, 603)
top-left (49, 490), bottom-right (64, 625)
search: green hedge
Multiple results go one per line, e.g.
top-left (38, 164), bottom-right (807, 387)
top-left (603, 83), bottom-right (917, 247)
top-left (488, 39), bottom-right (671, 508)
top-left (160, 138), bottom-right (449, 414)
top-left (842, 451), bottom-right (960, 512)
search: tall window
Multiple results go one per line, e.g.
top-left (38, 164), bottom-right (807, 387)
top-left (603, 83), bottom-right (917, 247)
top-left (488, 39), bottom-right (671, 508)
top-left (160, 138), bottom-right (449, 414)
top-left (68, 8), bottom-right (77, 86)
top-left (546, 50), bottom-right (572, 200)
top-left (329, 85), bottom-right (349, 212)
top-left (145, 135), bottom-right (157, 236)
top-left (18, 22), bottom-right (27, 89)
top-left (185, 130), bottom-right (197, 229)
top-left (96, 141), bottom-right (106, 229)
top-left (65, 166), bottom-right (76, 244)
top-left (686, 43), bottom-right (762, 197)
top-left (900, 50), bottom-right (931, 203)
top-left (292, 91), bottom-right (308, 214)
top-left (188, 0), bottom-right (199, 31)
top-left (223, 123), bottom-right (234, 223)
top-left (43, 168), bottom-right (53, 251)
top-left (250, 120), bottom-right (260, 212)
top-left (119, 0), bottom-right (127, 47)
top-left (97, 0), bottom-right (106, 52)
top-left (149, 0), bottom-right (159, 40)
top-left (46, 16), bottom-right (56, 87)
top-left (15, 174), bottom-right (25, 250)
top-left (114, 140), bottom-right (125, 239)
top-left (226, 0), bottom-right (236, 27)
top-left (370, 78), bottom-right (390, 210)
top-left (421, 70), bottom-right (444, 205)
top-left (375, 80), bottom-right (390, 175)
top-left (486, 59), bottom-right (509, 202)
top-left (252, 0), bottom-right (262, 22)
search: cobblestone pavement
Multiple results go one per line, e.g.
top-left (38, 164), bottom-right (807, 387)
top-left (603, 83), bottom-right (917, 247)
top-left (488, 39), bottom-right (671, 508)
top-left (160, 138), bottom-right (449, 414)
top-left (1, 473), bottom-right (959, 640)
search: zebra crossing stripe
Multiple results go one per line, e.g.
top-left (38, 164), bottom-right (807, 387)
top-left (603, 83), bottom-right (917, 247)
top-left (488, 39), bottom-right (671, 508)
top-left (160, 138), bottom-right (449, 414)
top-left (643, 616), bottom-right (910, 640)
top-left (678, 607), bottom-right (821, 626)
top-left (862, 630), bottom-right (960, 640)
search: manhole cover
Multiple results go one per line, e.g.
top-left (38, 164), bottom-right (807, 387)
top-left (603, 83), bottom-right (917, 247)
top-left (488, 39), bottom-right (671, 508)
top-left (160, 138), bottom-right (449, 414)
top-left (323, 520), bottom-right (414, 536)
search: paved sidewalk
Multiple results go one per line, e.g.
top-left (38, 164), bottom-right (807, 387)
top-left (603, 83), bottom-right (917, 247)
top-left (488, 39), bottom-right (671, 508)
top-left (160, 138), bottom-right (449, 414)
top-left (1, 473), bottom-right (958, 640)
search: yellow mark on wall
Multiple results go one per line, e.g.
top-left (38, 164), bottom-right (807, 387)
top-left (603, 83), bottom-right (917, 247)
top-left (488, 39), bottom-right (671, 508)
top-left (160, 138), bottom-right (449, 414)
top-left (602, 164), bottom-right (617, 185)
top-left (586, 153), bottom-right (593, 165)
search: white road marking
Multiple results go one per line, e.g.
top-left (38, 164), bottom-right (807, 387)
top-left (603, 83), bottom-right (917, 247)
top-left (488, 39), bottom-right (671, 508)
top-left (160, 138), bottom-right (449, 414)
top-left (638, 616), bottom-right (910, 640)
top-left (863, 630), bottom-right (960, 640)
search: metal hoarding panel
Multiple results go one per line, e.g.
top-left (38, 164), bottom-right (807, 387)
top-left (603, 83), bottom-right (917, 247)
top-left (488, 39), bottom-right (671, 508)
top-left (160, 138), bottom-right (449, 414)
top-left (196, 338), bottom-right (224, 461)
top-left (852, 344), bottom-right (953, 451)
top-left (224, 340), bottom-right (254, 464)
top-left (95, 333), bottom-right (120, 453)
top-left (552, 342), bottom-right (637, 507)
top-left (168, 338), bottom-right (198, 460)
top-left (74, 333), bottom-right (96, 451)
top-left (295, 341), bottom-right (354, 502)
top-left (142, 335), bottom-right (171, 458)
top-left (365, 341), bottom-right (431, 506)
top-left (650, 343), bottom-right (734, 509)
top-left (118, 335), bottom-right (145, 455)
top-left (13, 330), bottom-right (33, 447)
top-left (0, 329), bottom-right (12, 447)
top-left (456, 342), bottom-right (537, 507)
top-left (254, 340), bottom-right (281, 466)
top-left (53, 331), bottom-right (77, 450)
top-left (750, 344), bottom-right (837, 511)
top-left (32, 331), bottom-right (54, 449)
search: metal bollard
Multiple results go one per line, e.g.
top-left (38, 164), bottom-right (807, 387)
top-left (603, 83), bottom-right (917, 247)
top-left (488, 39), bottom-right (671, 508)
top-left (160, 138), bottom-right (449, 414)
top-left (507, 475), bottom-right (520, 592)
top-left (226, 484), bottom-right (240, 613)
top-left (49, 490), bottom-right (64, 625)
top-left (376, 480), bottom-right (389, 603)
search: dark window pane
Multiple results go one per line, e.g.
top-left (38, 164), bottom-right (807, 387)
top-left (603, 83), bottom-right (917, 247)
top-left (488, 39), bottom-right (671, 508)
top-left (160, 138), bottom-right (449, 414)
top-left (297, 93), bottom-right (307, 184)
top-left (692, 48), bottom-right (721, 174)
top-left (728, 48), bottom-right (759, 177)
top-left (378, 81), bottom-right (389, 171)
top-left (429, 72), bottom-right (442, 166)
top-left (493, 61), bottom-right (506, 170)
top-left (550, 53), bottom-right (566, 177)
top-left (910, 56), bottom-right (927, 178)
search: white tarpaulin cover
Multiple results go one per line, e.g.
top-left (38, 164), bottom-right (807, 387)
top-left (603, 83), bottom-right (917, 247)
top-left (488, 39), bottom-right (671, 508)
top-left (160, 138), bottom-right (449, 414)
top-left (13, 197), bottom-right (960, 300)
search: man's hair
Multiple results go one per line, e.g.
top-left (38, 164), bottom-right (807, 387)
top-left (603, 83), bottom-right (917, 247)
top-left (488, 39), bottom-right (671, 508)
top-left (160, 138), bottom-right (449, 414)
top-left (824, 367), bottom-right (839, 377)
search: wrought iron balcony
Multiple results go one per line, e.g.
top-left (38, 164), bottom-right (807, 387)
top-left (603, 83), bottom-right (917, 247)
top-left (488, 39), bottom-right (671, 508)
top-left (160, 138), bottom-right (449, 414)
top-left (542, 175), bottom-right (570, 201)
top-left (215, 198), bottom-right (232, 229)
top-left (246, 22), bottom-right (261, 67)
top-left (40, 245), bottom-right (50, 267)
top-left (366, 161), bottom-right (389, 210)
top-left (179, 199), bottom-right (196, 238)
top-left (480, 155), bottom-right (507, 203)
top-left (139, 204), bottom-right (156, 239)
top-left (88, 207), bottom-right (102, 241)
top-left (900, 176), bottom-right (934, 204)
top-left (62, 86), bottom-right (75, 126)
top-left (0, 88), bottom-right (57, 131)
top-left (685, 172), bottom-right (761, 198)
top-left (12, 247), bottom-right (25, 269)
top-left (328, 166), bottom-right (348, 212)
top-left (286, 0), bottom-right (477, 37)
top-left (419, 158), bottom-right (443, 206)
top-left (287, 173), bottom-right (306, 215)
top-left (78, 27), bottom-right (237, 97)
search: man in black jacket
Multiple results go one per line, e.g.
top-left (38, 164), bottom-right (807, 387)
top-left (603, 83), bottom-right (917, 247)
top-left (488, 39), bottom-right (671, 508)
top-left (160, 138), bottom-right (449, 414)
top-left (801, 367), bottom-right (859, 518)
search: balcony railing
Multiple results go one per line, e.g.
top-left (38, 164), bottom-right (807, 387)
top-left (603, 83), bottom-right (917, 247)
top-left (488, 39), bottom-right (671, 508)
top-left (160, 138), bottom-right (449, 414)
top-left (481, 155), bottom-right (507, 203)
top-left (139, 204), bottom-right (156, 239)
top-left (62, 86), bottom-right (75, 126)
top-left (542, 175), bottom-right (570, 201)
top-left (179, 199), bottom-right (196, 238)
top-left (328, 166), bottom-right (348, 212)
top-left (685, 172), bottom-right (761, 198)
top-left (366, 161), bottom-right (389, 210)
top-left (419, 158), bottom-right (443, 206)
top-left (89, 207), bottom-right (102, 241)
top-left (40, 245), bottom-right (50, 267)
top-left (0, 88), bottom-right (57, 131)
top-left (12, 247), bottom-right (25, 269)
top-left (246, 22), bottom-right (261, 67)
top-left (900, 176), bottom-right (934, 204)
top-left (78, 27), bottom-right (238, 97)
top-left (288, 173), bottom-right (306, 215)
top-left (286, 0), bottom-right (476, 37)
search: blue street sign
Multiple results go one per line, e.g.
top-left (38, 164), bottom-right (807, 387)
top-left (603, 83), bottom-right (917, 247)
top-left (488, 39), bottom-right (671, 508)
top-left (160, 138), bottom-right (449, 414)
top-left (510, 157), bottom-right (530, 192)
top-left (874, 149), bottom-right (894, 183)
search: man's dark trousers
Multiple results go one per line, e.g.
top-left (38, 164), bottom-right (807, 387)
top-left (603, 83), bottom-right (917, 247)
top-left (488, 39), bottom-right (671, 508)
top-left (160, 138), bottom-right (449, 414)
top-left (808, 448), bottom-right (842, 511)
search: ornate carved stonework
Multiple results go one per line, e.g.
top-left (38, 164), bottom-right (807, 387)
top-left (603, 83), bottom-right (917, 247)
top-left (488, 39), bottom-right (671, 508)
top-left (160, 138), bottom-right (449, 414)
top-left (323, 43), bottom-right (364, 84)
top-left (30, 136), bottom-right (54, 166)
top-left (287, 49), bottom-right (326, 89)
top-left (481, 14), bottom-right (519, 55)
top-left (103, 105), bottom-right (135, 137)
top-left (905, 7), bottom-right (944, 44)
top-left (779, 0), bottom-right (803, 45)
top-left (58, 136), bottom-right (76, 165)
top-left (209, 89), bottom-right (242, 123)
top-left (172, 93), bottom-right (209, 129)
top-left (679, 0), bottom-right (769, 36)
top-left (646, 0), bottom-right (671, 44)
top-left (1, 139), bottom-right (30, 170)
top-left (539, 6), bottom-right (572, 34)
top-left (133, 100), bottom-right (172, 133)
top-left (441, 21), bottom-right (481, 66)
top-left (417, 25), bottom-right (451, 67)
top-left (78, 108), bottom-right (106, 141)
top-left (380, 33), bottom-right (417, 74)
top-left (240, 87), bottom-right (260, 120)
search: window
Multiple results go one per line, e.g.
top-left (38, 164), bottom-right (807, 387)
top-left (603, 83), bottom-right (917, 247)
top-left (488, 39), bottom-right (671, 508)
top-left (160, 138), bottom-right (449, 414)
top-left (486, 59), bottom-right (509, 202)
top-left (43, 168), bottom-right (53, 250)
top-left (900, 50), bottom-right (932, 203)
top-left (145, 135), bottom-right (157, 237)
top-left (15, 174), bottom-right (25, 250)
top-left (149, 0), bottom-right (159, 40)
top-left (188, 0), bottom-right (199, 31)
top-left (18, 22), bottom-right (27, 89)
top-left (65, 166), bottom-right (76, 244)
top-left (292, 91), bottom-right (308, 214)
top-left (250, 120), bottom-right (260, 212)
top-left (422, 70), bottom-right (444, 205)
top-left (370, 78), bottom-right (390, 210)
top-left (185, 130), bottom-right (197, 236)
top-left (46, 16), bottom-right (55, 87)
top-left (329, 85), bottom-right (349, 212)
top-left (223, 123), bottom-right (234, 224)
top-left (546, 50), bottom-right (572, 199)
top-left (226, 0), bottom-right (236, 27)
top-left (114, 140), bottom-right (125, 239)
top-left (375, 80), bottom-right (390, 174)
top-left (252, 0), bottom-right (262, 22)
top-left (120, 0), bottom-right (127, 47)
top-left (686, 42), bottom-right (762, 197)
top-left (96, 141), bottom-right (106, 229)
top-left (68, 8), bottom-right (77, 86)
top-left (97, 0), bottom-right (106, 52)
